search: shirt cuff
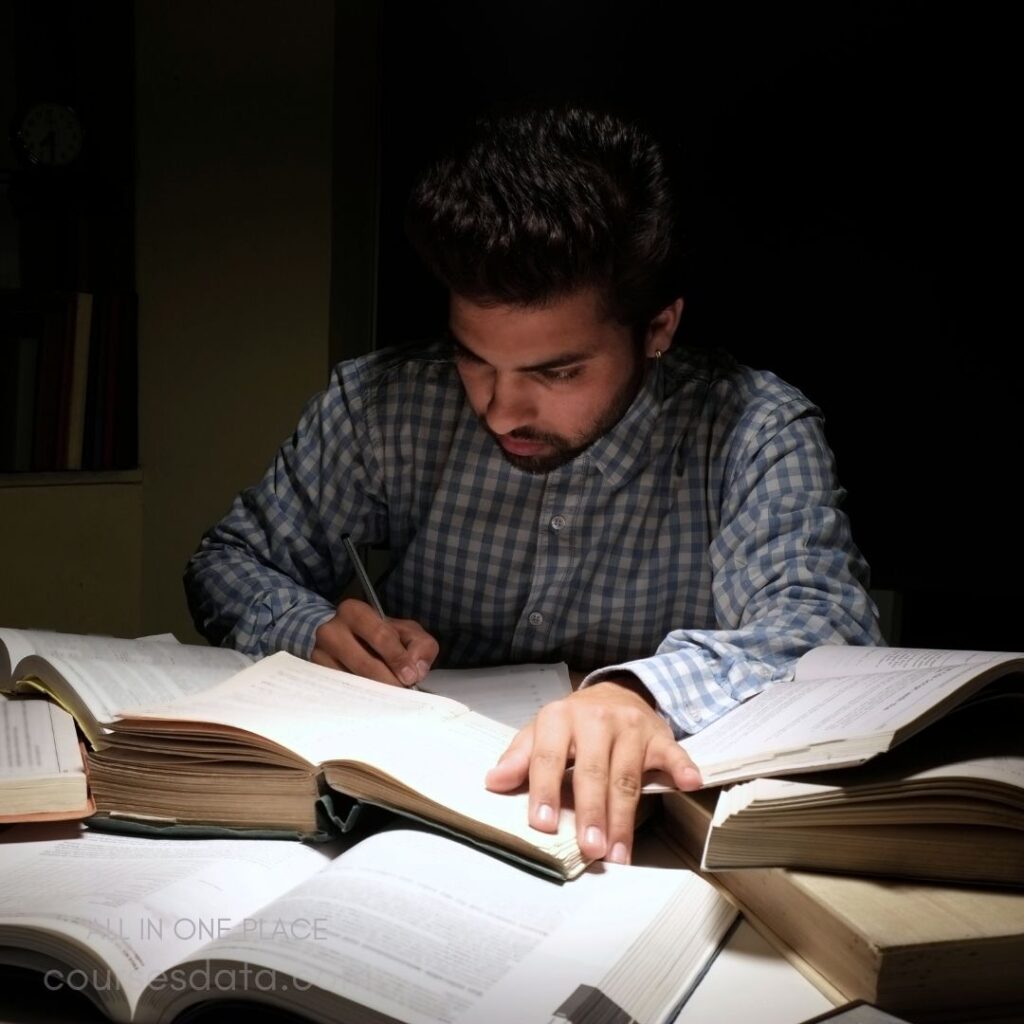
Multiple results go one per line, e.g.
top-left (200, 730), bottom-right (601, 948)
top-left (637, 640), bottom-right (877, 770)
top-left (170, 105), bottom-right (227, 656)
top-left (583, 646), bottom-right (770, 738)
top-left (259, 596), bottom-right (337, 660)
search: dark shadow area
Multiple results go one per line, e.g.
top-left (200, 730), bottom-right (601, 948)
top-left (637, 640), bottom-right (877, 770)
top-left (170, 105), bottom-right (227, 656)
top-left (375, 1), bottom-right (1016, 650)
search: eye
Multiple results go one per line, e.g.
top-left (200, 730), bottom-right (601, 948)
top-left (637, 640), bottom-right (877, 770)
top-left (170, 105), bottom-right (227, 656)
top-left (537, 366), bottom-right (582, 383)
top-left (452, 344), bottom-right (485, 368)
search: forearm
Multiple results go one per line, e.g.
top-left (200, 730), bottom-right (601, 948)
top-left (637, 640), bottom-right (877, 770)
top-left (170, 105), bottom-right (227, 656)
top-left (587, 408), bottom-right (882, 737)
top-left (185, 538), bottom-right (336, 658)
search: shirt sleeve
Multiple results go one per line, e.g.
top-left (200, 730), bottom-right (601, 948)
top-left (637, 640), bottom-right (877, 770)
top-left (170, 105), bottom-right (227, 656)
top-left (584, 396), bottom-right (883, 738)
top-left (183, 361), bottom-right (388, 658)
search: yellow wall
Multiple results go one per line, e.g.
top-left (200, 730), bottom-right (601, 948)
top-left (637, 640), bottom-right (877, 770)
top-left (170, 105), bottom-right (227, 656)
top-left (0, 480), bottom-right (143, 636)
top-left (0, 2), bottom-right (337, 643)
top-left (134, 0), bottom-right (335, 641)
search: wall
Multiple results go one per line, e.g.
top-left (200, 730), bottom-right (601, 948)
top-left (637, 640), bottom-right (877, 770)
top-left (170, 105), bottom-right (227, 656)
top-left (134, 0), bottom-right (335, 641)
top-left (0, 479), bottom-right (142, 634)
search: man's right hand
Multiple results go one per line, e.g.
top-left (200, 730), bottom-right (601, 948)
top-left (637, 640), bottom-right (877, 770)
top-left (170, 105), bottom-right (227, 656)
top-left (312, 598), bottom-right (439, 687)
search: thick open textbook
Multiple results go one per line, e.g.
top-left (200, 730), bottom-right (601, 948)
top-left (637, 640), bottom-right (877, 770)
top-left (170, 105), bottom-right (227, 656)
top-left (0, 698), bottom-right (94, 822)
top-left (678, 645), bottom-right (1024, 785)
top-left (0, 822), bottom-right (737, 1024)
top-left (661, 788), bottom-right (1024, 1020)
top-left (697, 688), bottom-right (1024, 886)
top-left (0, 628), bottom-right (254, 748)
top-left (0, 628), bottom-right (583, 878)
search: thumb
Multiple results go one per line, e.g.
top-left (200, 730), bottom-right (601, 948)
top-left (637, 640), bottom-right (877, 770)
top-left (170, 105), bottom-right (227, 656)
top-left (485, 730), bottom-right (533, 793)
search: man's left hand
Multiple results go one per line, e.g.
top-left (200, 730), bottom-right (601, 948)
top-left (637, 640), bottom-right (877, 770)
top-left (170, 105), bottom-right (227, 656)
top-left (484, 678), bottom-right (701, 864)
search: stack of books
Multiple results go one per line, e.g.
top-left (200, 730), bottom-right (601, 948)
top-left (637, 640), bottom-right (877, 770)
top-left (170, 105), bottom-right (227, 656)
top-left (657, 644), bottom-right (1024, 1022)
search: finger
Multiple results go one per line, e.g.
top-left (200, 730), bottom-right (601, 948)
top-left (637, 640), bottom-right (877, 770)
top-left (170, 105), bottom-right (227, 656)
top-left (341, 601), bottom-right (423, 686)
top-left (602, 727), bottom-right (647, 865)
top-left (523, 702), bottom-right (577, 836)
top-left (310, 648), bottom-right (344, 671)
top-left (647, 735), bottom-right (703, 791)
top-left (564, 708), bottom-right (616, 860)
top-left (485, 727), bottom-right (533, 793)
top-left (391, 620), bottom-right (440, 682)
top-left (315, 610), bottom-right (403, 685)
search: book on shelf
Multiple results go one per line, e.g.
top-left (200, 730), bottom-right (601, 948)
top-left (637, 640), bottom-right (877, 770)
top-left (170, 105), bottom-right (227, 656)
top-left (660, 787), bottom-right (1024, 1022)
top-left (64, 291), bottom-right (93, 470)
top-left (676, 644), bottom-right (1024, 785)
top-left (696, 686), bottom-right (1024, 886)
top-left (0, 627), bottom-right (586, 879)
top-left (0, 289), bottom-right (137, 474)
top-left (0, 697), bottom-right (94, 822)
top-left (0, 821), bottom-right (737, 1024)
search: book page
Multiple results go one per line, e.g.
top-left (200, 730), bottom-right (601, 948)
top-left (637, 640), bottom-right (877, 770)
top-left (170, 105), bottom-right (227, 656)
top-left (9, 642), bottom-right (252, 745)
top-left (679, 659), bottom-right (1021, 785)
top-left (717, 691), bottom-right (1024, 823)
top-left (114, 652), bottom-right (470, 765)
top-left (421, 662), bottom-right (572, 730)
top-left (139, 827), bottom-right (734, 1024)
top-left (323, 711), bottom-right (583, 864)
top-left (0, 825), bottom-right (338, 1020)
top-left (1, 701), bottom-right (81, 777)
top-left (1, 628), bottom-right (203, 683)
top-left (0, 627), bottom-right (37, 681)
top-left (794, 645), bottom-right (1024, 680)
top-left (0, 702), bottom-right (88, 818)
top-left (115, 653), bottom-right (576, 866)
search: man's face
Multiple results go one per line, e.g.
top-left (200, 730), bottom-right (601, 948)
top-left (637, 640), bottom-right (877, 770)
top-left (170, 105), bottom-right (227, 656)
top-left (449, 287), bottom-right (652, 474)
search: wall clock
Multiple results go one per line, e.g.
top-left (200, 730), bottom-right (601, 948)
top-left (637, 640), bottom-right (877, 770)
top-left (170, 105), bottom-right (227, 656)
top-left (12, 101), bottom-right (85, 168)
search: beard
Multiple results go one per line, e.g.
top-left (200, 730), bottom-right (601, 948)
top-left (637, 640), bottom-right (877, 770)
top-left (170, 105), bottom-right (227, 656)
top-left (489, 355), bottom-right (647, 475)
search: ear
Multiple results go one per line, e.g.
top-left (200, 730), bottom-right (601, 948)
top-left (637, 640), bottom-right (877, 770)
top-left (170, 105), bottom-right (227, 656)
top-left (644, 298), bottom-right (684, 358)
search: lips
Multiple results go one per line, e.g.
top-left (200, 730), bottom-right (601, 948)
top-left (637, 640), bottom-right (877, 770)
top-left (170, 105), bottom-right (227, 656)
top-left (498, 435), bottom-right (548, 456)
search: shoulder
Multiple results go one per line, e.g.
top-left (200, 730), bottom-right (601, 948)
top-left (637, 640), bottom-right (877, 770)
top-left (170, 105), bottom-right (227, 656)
top-left (320, 340), bottom-right (462, 423)
top-left (664, 347), bottom-right (821, 433)
top-left (333, 340), bottom-right (456, 396)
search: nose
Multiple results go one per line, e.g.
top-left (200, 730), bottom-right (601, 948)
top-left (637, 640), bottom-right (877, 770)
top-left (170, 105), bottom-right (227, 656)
top-left (483, 373), bottom-right (535, 435)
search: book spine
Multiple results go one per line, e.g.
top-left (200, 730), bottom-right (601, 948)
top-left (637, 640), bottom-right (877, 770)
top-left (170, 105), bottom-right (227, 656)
top-left (64, 292), bottom-right (93, 470)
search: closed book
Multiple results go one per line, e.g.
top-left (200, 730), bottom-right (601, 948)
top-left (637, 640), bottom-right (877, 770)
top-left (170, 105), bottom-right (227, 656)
top-left (661, 787), bottom-right (1024, 1021)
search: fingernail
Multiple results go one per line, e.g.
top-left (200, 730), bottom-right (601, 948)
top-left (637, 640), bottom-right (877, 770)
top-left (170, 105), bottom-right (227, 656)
top-left (416, 660), bottom-right (430, 680)
top-left (400, 665), bottom-right (418, 686)
top-left (536, 803), bottom-right (555, 825)
top-left (585, 825), bottom-right (604, 850)
top-left (682, 767), bottom-right (703, 787)
top-left (609, 842), bottom-right (629, 865)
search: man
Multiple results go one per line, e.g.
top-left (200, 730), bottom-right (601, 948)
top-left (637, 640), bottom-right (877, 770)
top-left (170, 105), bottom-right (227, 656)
top-left (185, 104), bottom-right (881, 866)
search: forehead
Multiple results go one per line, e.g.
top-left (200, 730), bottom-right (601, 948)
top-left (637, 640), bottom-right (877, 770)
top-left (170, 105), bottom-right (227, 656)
top-left (448, 288), bottom-right (631, 364)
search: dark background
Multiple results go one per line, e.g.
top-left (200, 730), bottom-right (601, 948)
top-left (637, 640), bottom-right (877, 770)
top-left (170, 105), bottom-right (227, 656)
top-left (3, 1), bottom-right (1016, 649)
top-left (375, 1), bottom-right (1018, 650)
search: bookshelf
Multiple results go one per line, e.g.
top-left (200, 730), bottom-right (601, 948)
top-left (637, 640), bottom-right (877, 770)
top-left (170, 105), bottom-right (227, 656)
top-left (0, 0), bottom-right (137, 478)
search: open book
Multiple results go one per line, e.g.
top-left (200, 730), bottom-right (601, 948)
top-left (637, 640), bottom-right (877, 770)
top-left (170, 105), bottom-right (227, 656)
top-left (0, 628), bottom-right (582, 879)
top-left (661, 788), bottom-right (1024, 1020)
top-left (0, 627), bottom-right (254, 748)
top-left (0, 822), bottom-right (737, 1024)
top-left (0, 698), bottom-right (94, 822)
top-left (696, 685), bottom-right (1024, 885)
top-left (679, 645), bottom-right (1024, 785)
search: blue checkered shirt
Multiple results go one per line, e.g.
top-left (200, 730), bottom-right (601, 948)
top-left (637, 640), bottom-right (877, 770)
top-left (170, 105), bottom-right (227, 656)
top-left (185, 342), bottom-right (881, 738)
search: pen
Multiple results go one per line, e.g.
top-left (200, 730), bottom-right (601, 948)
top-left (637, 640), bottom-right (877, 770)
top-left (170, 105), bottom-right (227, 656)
top-left (342, 534), bottom-right (419, 689)
top-left (342, 534), bottom-right (387, 620)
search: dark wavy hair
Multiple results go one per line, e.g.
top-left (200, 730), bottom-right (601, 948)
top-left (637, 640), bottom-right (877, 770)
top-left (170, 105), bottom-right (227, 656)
top-left (405, 104), bottom-right (685, 333)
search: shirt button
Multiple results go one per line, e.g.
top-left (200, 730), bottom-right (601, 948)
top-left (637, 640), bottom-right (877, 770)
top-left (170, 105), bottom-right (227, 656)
top-left (550, 514), bottom-right (567, 531)
top-left (528, 611), bottom-right (544, 626)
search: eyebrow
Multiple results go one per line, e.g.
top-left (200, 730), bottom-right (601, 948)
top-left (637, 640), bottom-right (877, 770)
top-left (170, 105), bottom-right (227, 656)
top-left (447, 330), bottom-right (595, 373)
